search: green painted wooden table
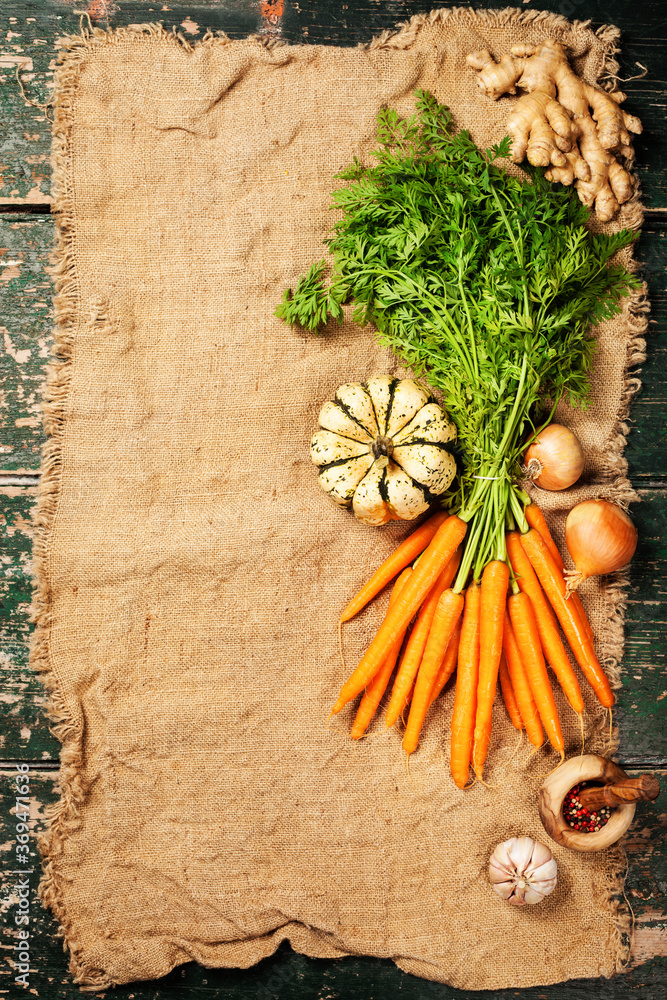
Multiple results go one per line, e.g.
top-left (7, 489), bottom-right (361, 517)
top-left (1, 2), bottom-right (665, 996)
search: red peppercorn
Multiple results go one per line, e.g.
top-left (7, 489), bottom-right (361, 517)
top-left (563, 781), bottom-right (612, 833)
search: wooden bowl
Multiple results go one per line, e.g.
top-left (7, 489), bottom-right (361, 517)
top-left (538, 754), bottom-right (636, 852)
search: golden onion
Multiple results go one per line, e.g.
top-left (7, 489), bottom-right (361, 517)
top-left (565, 499), bottom-right (637, 593)
top-left (524, 423), bottom-right (584, 491)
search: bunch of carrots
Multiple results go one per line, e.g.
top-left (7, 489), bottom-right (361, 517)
top-left (332, 504), bottom-right (614, 788)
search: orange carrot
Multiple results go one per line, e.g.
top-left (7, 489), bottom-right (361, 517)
top-left (508, 591), bottom-right (564, 752)
top-left (451, 581), bottom-right (480, 789)
top-left (403, 678), bottom-right (416, 715)
top-left (520, 529), bottom-right (615, 708)
top-left (428, 615), bottom-right (462, 707)
top-left (472, 560), bottom-right (510, 779)
top-left (525, 502), bottom-right (562, 565)
top-left (507, 529), bottom-right (556, 626)
top-left (330, 515), bottom-right (468, 714)
top-left (502, 610), bottom-right (543, 748)
top-left (351, 568), bottom-right (413, 739)
top-left (525, 502), bottom-right (593, 641)
top-left (498, 653), bottom-right (523, 730)
top-left (571, 591), bottom-right (595, 644)
top-left (340, 510), bottom-right (449, 622)
top-left (506, 531), bottom-right (584, 715)
top-left (385, 546), bottom-right (462, 727)
top-left (403, 589), bottom-right (465, 755)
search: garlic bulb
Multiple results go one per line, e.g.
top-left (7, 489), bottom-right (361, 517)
top-left (489, 837), bottom-right (557, 906)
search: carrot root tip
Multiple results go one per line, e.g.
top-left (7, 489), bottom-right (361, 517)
top-left (546, 751), bottom-right (566, 775)
top-left (497, 728), bottom-right (525, 772)
top-left (473, 766), bottom-right (496, 787)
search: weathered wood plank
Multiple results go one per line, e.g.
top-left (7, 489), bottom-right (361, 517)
top-left (0, 214), bottom-right (53, 474)
top-left (0, 487), bottom-right (59, 760)
top-left (582, 485), bottom-right (667, 762)
top-left (625, 768), bottom-right (667, 972)
top-left (1, 2), bottom-right (666, 206)
top-left (0, 6), bottom-right (53, 205)
top-left (626, 219), bottom-right (667, 487)
top-left (0, 767), bottom-right (663, 997)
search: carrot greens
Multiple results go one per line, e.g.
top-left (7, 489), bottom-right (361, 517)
top-left (276, 91), bottom-right (638, 590)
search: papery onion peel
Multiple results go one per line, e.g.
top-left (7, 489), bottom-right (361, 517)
top-left (565, 499), bottom-right (637, 594)
top-left (523, 423), bottom-right (584, 491)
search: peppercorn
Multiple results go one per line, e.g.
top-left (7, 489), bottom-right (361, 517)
top-left (562, 783), bottom-right (612, 832)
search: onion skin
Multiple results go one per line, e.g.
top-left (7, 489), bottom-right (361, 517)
top-left (565, 500), bottom-right (638, 593)
top-left (524, 424), bottom-right (584, 491)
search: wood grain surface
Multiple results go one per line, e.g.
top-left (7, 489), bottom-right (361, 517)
top-left (1, 2), bottom-right (665, 997)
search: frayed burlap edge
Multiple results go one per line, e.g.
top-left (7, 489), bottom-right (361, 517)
top-left (31, 26), bottom-right (112, 990)
top-left (32, 8), bottom-right (646, 988)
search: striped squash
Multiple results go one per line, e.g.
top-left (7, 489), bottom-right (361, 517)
top-left (310, 376), bottom-right (457, 525)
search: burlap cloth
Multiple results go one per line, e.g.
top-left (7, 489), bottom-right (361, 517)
top-left (34, 6), bottom-right (649, 990)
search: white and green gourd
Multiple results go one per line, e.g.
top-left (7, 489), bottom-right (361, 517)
top-left (310, 376), bottom-right (457, 525)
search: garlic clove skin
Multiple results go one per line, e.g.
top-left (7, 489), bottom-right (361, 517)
top-left (510, 836), bottom-right (537, 874)
top-left (490, 839), bottom-right (515, 873)
top-left (489, 858), bottom-right (514, 884)
top-left (526, 858), bottom-right (558, 882)
top-left (522, 884), bottom-right (550, 905)
top-left (525, 840), bottom-right (554, 871)
top-left (492, 879), bottom-right (518, 899)
top-left (489, 837), bottom-right (557, 906)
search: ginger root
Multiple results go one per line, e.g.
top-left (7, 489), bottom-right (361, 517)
top-left (466, 40), bottom-right (642, 221)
